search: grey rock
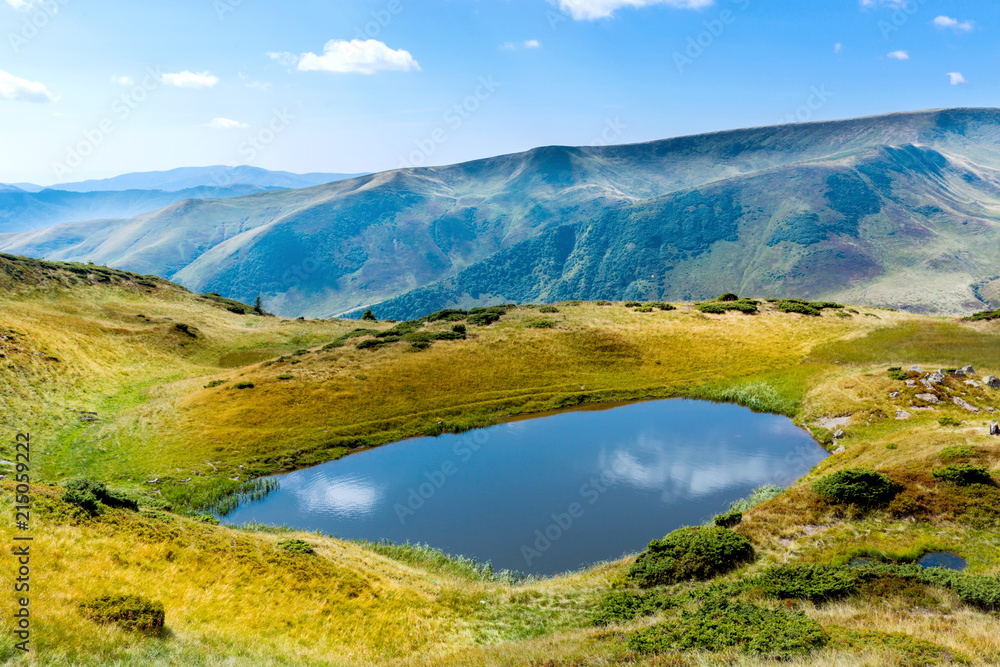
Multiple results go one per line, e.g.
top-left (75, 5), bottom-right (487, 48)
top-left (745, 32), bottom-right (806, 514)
top-left (928, 373), bottom-right (946, 384)
top-left (988, 407), bottom-right (996, 414)
top-left (920, 379), bottom-right (935, 390)
top-left (962, 366), bottom-right (976, 375)
top-left (889, 391), bottom-right (901, 399)
top-left (991, 423), bottom-right (1000, 436)
top-left (909, 366), bottom-right (922, 373)
top-left (895, 409), bottom-right (912, 420)
top-left (985, 376), bottom-right (1000, 389)
top-left (905, 380), bottom-right (918, 388)
top-left (833, 445), bottom-right (846, 454)
top-left (915, 393), bottom-right (940, 404)
top-left (833, 429), bottom-right (845, 439)
top-left (954, 369), bottom-right (966, 377)
top-left (965, 380), bottom-right (983, 389)
top-left (953, 397), bottom-right (980, 413)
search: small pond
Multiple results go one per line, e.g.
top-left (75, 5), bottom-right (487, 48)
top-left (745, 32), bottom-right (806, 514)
top-left (222, 399), bottom-right (828, 575)
top-left (916, 552), bottom-right (968, 571)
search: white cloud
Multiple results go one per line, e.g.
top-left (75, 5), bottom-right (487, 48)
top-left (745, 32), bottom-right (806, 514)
top-left (245, 81), bottom-right (271, 91)
top-left (947, 72), bottom-right (967, 85)
top-left (0, 69), bottom-right (56, 103)
top-left (4, 0), bottom-right (46, 9)
top-left (859, 0), bottom-right (908, 7)
top-left (295, 39), bottom-right (420, 75)
top-left (555, 0), bottom-right (713, 21)
top-left (500, 41), bottom-right (517, 50)
top-left (524, 39), bottom-right (541, 48)
top-left (110, 75), bottom-right (134, 86)
top-left (933, 15), bottom-right (974, 31)
top-left (834, 43), bottom-right (843, 53)
top-left (205, 117), bottom-right (249, 130)
top-left (161, 70), bottom-right (220, 89)
top-left (266, 51), bottom-right (299, 67)
top-left (502, 39), bottom-right (542, 50)
top-left (887, 50), bottom-right (909, 60)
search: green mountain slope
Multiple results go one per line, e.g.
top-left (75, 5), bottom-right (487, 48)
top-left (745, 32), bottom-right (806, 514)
top-left (3, 108), bottom-right (1000, 317)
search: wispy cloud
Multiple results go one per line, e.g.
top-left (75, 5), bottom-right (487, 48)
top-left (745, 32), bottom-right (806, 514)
top-left (110, 75), bottom-right (134, 86)
top-left (0, 69), bottom-right (57, 103)
top-left (555, 0), bottom-right (714, 21)
top-left (204, 117), bottom-right (249, 130)
top-left (946, 72), bottom-right (967, 85)
top-left (502, 39), bottom-right (542, 50)
top-left (933, 15), bottom-right (974, 31)
top-left (161, 70), bottom-right (220, 88)
top-left (834, 43), bottom-right (843, 54)
top-left (276, 39), bottom-right (421, 75)
top-left (887, 50), bottom-right (909, 60)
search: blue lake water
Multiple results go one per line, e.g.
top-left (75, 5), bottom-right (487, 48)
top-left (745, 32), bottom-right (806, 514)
top-left (222, 399), bottom-right (828, 576)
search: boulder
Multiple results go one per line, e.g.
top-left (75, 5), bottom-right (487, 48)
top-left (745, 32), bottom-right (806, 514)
top-left (954, 370), bottom-right (966, 377)
top-left (833, 429), bottom-right (845, 440)
top-left (915, 393), bottom-right (940, 404)
top-left (991, 423), bottom-right (1000, 436)
top-left (895, 409), bottom-right (912, 420)
top-left (909, 366), bottom-right (922, 373)
top-left (927, 373), bottom-right (946, 384)
top-left (962, 366), bottom-right (976, 375)
top-left (889, 391), bottom-right (901, 399)
top-left (965, 380), bottom-right (983, 389)
top-left (953, 397), bottom-right (980, 413)
top-left (905, 380), bottom-right (918, 388)
top-left (985, 376), bottom-right (1000, 389)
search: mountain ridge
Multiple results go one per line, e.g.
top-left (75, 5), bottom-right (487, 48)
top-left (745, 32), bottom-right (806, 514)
top-left (3, 108), bottom-right (1000, 318)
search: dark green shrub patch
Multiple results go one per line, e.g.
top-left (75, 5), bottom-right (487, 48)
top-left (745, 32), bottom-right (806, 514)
top-left (276, 374), bottom-right (293, 380)
top-left (812, 468), bottom-right (901, 508)
top-left (887, 367), bottom-right (909, 381)
top-left (451, 324), bottom-right (466, 335)
top-left (932, 464), bottom-right (994, 486)
top-left (204, 380), bottom-right (226, 389)
top-left (526, 319), bottom-right (556, 329)
top-left (939, 445), bottom-right (975, 462)
top-left (357, 338), bottom-right (399, 350)
top-left (624, 301), bottom-right (643, 308)
top-left (963, 309), bottom-right (1000, 322)
top-left (276, 539), bottom-right (316, 555)
top-left (63, 479), bottom-right (138, 513)
top-left (377, 321), bottom-right (422, 338)
top-left (592, 588), bottom-right (678, 626)
top-left (695, 298), bottom-right (759, 315)
top-left (538, 306), bottom-right (559, 313)
top-left (79, 594), bottom-right (165, 633)
top-left (718, 293), bottom-right (739, 302)
top-left (423, 309), bottom-right (468, 323)
top-left (360, 308), bottom-right (377, 321)
top-left (234, 382), bottom-right (255, 389)
top-left (429, 330), bottom-right (466, 341)
top-left (827, 628), bottom-right (970, 666)
top-left (595, 300), bottom-right (612, 306)
top-left (939, 417), bottom-right (962, 427)
top-left (776, 300), bottom-right (822, 316)
top-left (647, 302), bottom-right (676, 311)
top-left (173, 323), bottom-right (197, 337)
top-left (713, 511), bottom-right (742, 528)
top-left (467, 306), bottom-right (510, 326)
top-left (628, 526), bottom-right (755, 587)
top-left (758, 564), bottom-right (859, 602)
top-left (627, 598), bottom-right (827, 659)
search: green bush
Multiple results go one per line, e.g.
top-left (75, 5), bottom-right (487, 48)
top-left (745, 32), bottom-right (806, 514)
top-left (63, 479), bottom-right (138, 513)
top-left (887, 367), bottom-right (909, 381)
top-left (939, 417), bottom-right (962, 427)
top-left (276, 374), bottom-right (293, 380)
top-left (940, 445), bottom-right (975, 462)
top-left (758, 564), bottom-right (859, 602)
top-left (79, 594), bottom-right (165, 633)
top-left (538, 306), bottom-right (559, 313)
top-left (593, 588), bottom-right (677, 626)
top-left (526, 319), bottom-right (556, 329)
top-left (204, 380), bottom-right (226, 389)
top-left (234, 382), bottom-right (255, 389)
top-left (713, 511), bottom-right (743, 528)
top-left (932, 465), bottom-right (994, 486)
top-left (718, 293), bottom-right (739, 302)
top-left (628, 526), bottom-right (755, 587)
top-left (627, 598), bottom-right (827, 658)
top-left (647, 302), bottom-right (676, 311)
top-left (468, 312), bottom-right (501, 326)
top-left (276, 539), bottom-right (316, 555)
top-left (635, 306), bottom-right (653, 313)
top-left (451, 324), bottom-right (467, 335)
top-left (624, 301), bottom-right (643, 308)
top-left (357, 338), bottom-right (398, 350)
top-left (361, 308), bottom-right (377, 322)
top-left (812, 468), bottom-right (901, 508)
top-left (695, 298), bottom-right (759, 315)
top-left (423, 309), bottom-right (468, 323)
top-left (777, 300), bottom-right (822, 316)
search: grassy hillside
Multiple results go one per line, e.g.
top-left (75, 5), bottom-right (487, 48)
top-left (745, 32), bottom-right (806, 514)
top-left (2, 255), bottom-right (1000, 665)
top-left (4, 109), bottom-right (1000, 318)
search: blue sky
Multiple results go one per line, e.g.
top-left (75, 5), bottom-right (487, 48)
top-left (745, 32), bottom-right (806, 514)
top-left (0, 0), bottom-right (995, 184)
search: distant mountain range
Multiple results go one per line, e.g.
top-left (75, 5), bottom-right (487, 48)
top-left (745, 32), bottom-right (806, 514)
top-left (0, 167), bottom-right (365, 234)
top-left (3, 109), bottom-right (1000, 318)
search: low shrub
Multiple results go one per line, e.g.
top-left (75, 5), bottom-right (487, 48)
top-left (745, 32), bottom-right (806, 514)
top-left (939, 445), bottom-right (975, 462)
top-left (451, 324), bottom-right (466, 335)
top-left (713, 511), bottom-right (742, 528)
top-left (932, 465), bottom-right (994, 486)
top-left (192, 514), bottom-right (220, 525)
top-left (628, 526), bottom-right (755, 587)
top-left (204, 380), bottom-right (226, 389)
top-left (79, 594), bottom-right (165, 633)
top-left (526, 319), bottom-right (556, 329)
top-left (718, 293), bottom-right (739, 302)
top-left (595, 300), bottom-right (612, 306)
top-left (276, 539), bottom-right (316, 555)
top-left (624, 301), bottom-right (643, 308)
top-left (468, 308), bottom-right (505, 326)
top-left (812, 468), bottom-right (901, 508)
top-left (538, 306), bottom-right (559, 313)
top-left (63, 479), bottom-right (138, 513)
top-left (963, 309), bottom-right (1000, 322)
top-left (592, 588), bottom-right (677, 626)
top-left (776, 300), bottom-right (822, 316)
top-left (758, 564), bottom-right (859, 602)
top-left (887, 367), bottom-right (909, 381)
top-left (276, 374), bottom-right (293, 380)
top-left (173, 323), bottom-right (197, 337)
top-left (695, 298), bottom-right (759, 315)
top-left (360, 308), bottom-right (377, 322)
top-left (357, 338), bottom-right (398, 350)
top-left (234, 382), bottom-right (255, 390)
top-left (635, 306), bottom-right (653, 313)
top-left (939, 417), bottom-right (962, 427)
top-left (627, 598), bottom-right (827, 659)
top-left (827, 628), bottom-right (969, 666)
top-left (423, 309), bottom-right (468, 323)
top-left (647, 302), bottom-right (676, 311)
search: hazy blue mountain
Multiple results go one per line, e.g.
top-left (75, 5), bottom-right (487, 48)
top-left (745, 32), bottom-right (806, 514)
top-left (3, 109), bottom-right (1000, 318)
top-left (9, 166), bottom-right (365, 193)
